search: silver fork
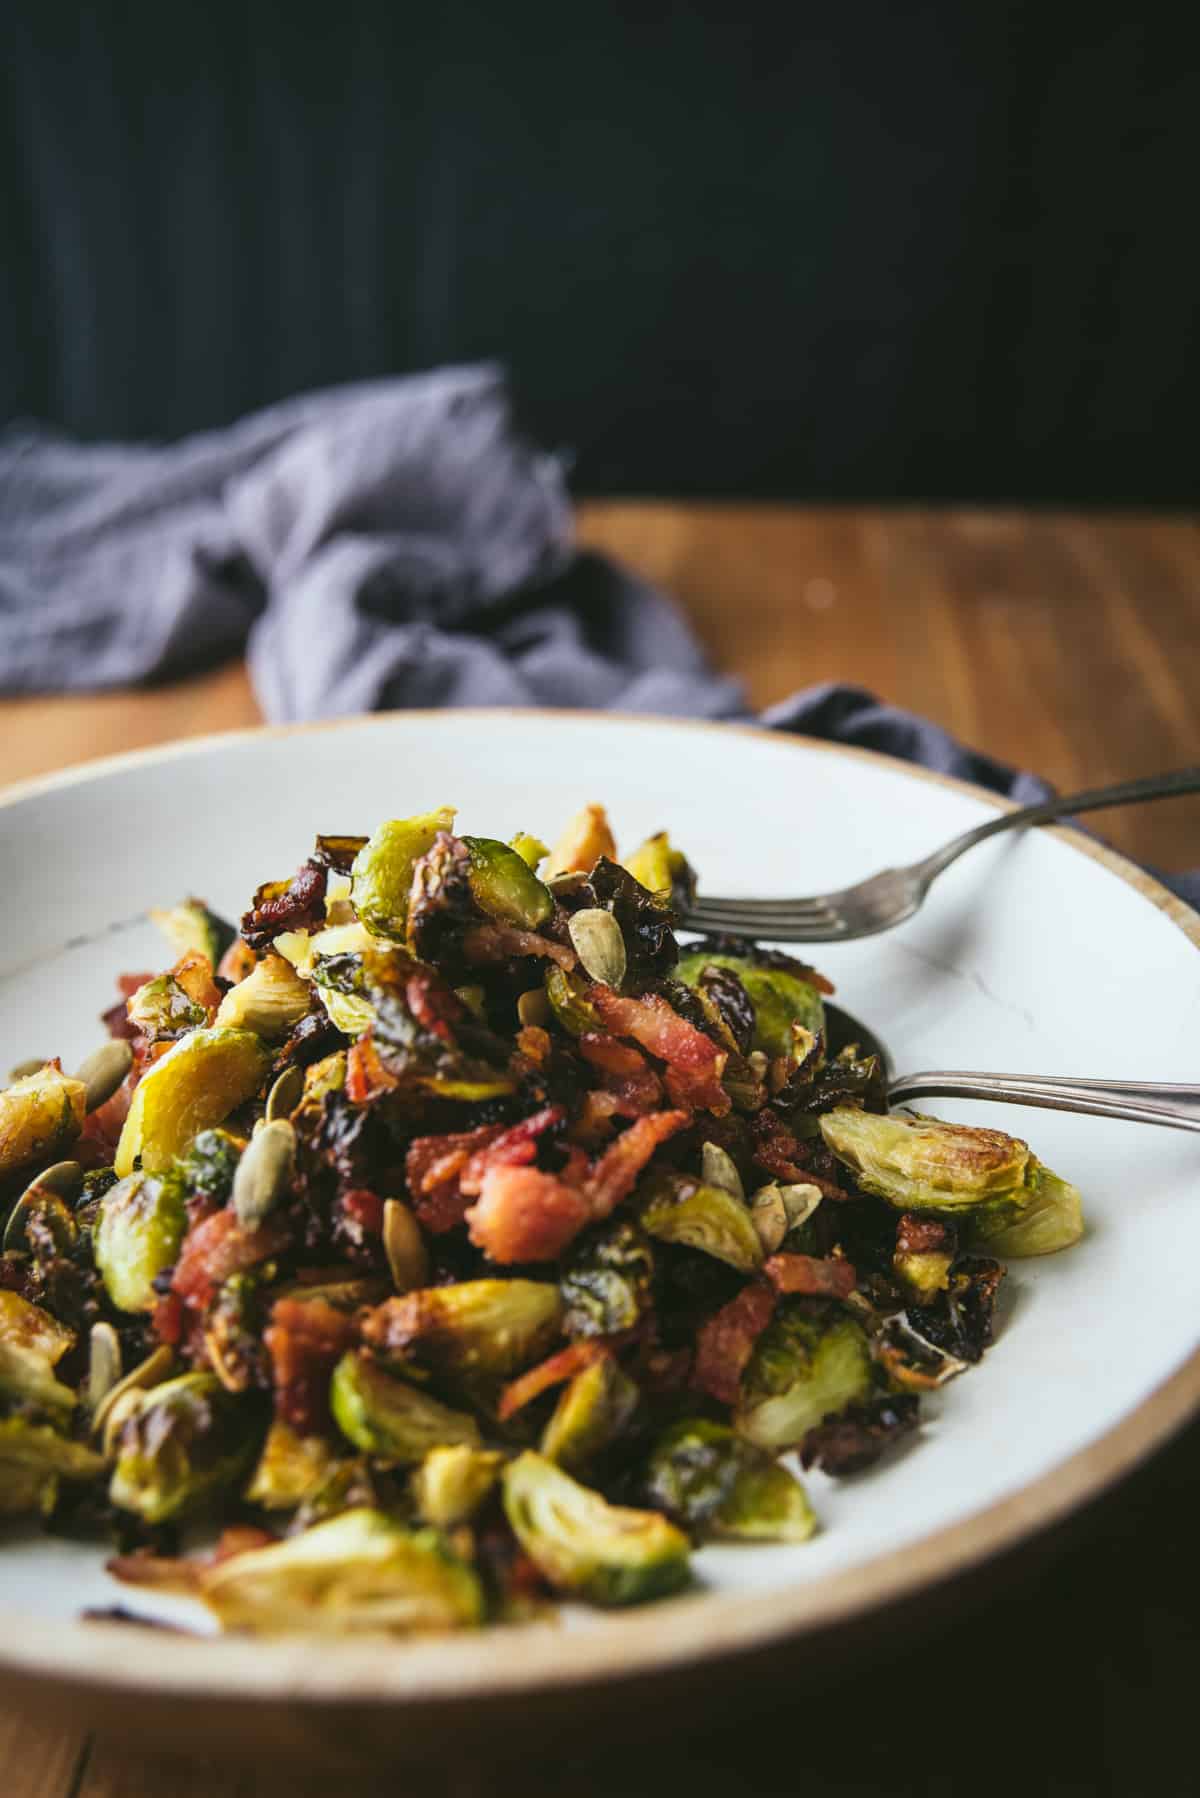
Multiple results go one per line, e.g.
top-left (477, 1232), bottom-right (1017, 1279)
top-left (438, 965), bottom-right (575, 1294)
top-left (683, 767), bottom-right (1200, 943)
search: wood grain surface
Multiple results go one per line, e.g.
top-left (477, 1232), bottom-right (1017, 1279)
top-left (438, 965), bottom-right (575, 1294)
top-left (1, 505), bottom-right (1198, 1797)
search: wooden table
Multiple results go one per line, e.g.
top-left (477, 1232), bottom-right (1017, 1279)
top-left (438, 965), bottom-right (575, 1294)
top-left (2, 506), bottom-right (1198, 1798)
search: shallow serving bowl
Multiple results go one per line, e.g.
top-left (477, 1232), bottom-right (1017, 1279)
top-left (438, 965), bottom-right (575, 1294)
top-left (0, 710), bottom-right (1197, 1764)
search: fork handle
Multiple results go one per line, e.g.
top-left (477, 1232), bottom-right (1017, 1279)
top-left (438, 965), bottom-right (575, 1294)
top-left (887, 1070), bottom-right (1200, 1133)
top-left (919, 766), bottom-right (1200, 882)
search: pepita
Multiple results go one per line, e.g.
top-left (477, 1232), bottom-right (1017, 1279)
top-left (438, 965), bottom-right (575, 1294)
top-left (567, 908), bottom-right (627, 989)
top-left (75, 1039), bottom-right (134, 1114)
top-left (8, 1057), bottom-right (48, 1082)
top-left (516, 987), bottom-right (551, 1029)
top-left (701, 1141), bottom-right (744, 1200)
top-left (3, 1162), bottom-right (84, 1253)
top-left (232, 1119), bottom-right (296, 1230)
top-left (92, 1343), bottom-right (176, 1452)
top-left (749, 1180), bottom-right (823, 1255)
top-left (265, 1063), bottom-right (304, 1123)
top-left (87, 1321), bottom-right (123, 1411)
top-left (383, 1198), bottom-right (430, 1293)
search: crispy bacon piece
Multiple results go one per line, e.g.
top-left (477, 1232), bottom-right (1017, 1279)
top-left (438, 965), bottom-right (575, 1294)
top-left (462, 924), bottom-right (576, 970)
top-left (764, 1252), bottom-right (857, 1299)
top-left (405, 968), bottom-right (464, 1043)
top-left (218, 939), bottom-right (257, 984)
top-left (896, 1213), bottom-right (952, 1255)
top-left (497, 1341), bottom-right (611, 1421)
top-left (591, 988), bottom-right (729, 1114)
top-left (586, 1109), bottom-right (689, 1219)
top-left (579, 1033), bottom-right (648, 1078)
top-left (458, 1106), bottom-right (565, 1193)
top-left (212, 1525), bottom-right (277, 1563)
top-left (515, 1025), bottom-right (552, 1065)
top-left (340, 1187), bottom-right (384, 1241)
top-left (171, 1211), bottom-right (292, 1315)
top-left (692, 1280), bottom-right (777, 1407)
top-left (405, 1110), bottom-right (563, 1234)
top-left (263, 1296), bottom-right (355, 1434)
top-left (77, 1072), bottom-right (136, 1165)
top-left (346, 1032), bottom-right (400, 1105)
top-left (241, 860), bottom-right (328, 953)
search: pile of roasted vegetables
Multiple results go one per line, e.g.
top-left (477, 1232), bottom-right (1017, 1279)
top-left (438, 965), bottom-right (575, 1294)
top-left (0, 805), bottom-right (1084, 1635)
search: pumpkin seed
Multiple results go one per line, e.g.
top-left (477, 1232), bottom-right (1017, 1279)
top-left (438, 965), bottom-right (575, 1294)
top-left (232, 1119), bottom-right (295, 1229)
top-left (383, 1198), bottom-right (429, 1293)
top-left (265, 1063), bottom-right (304, 1123)
top-left (93, 1343), bottom-right (176, 1451)
top-left (749, 1180), bottom-right (823, 1255)
top-left (75, 1039), bottom-right (134, 1114)
top-left (701, 1141), bottom-right (744, 1200)
top-left (87, 1321), bottom-right (123, 1411)
top-left (516, 987), bottom-right (551, 1029)
top-left (3, 1162), bottom-right (84, 1253)
top-left (567, 908), bottom-right (627, 989)
top-left (8, 1057), bottom-right (49, 1082)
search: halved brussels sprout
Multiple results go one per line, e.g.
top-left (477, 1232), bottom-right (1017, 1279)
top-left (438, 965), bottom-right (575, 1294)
top-left (199, 1508), bottom-right (484, 1634)
top-left (114, 1027), bottom-right (271, 1176)
top-left (350, 809), bottom-right (457, 940)
top-left (245, 1420), bottom-right (343, 1511)
top-left (411, 1443), bottom-right (506, 1527)
top-left (94, 1172), bottom-right (186, 1314)
top-left (735, 1302), bottom-right (873, 1451)
top-left (820, 1109), bottom-right (1081, 1249)
top-left (540, 1355), bottom-right (639, 1477)
top-left (150, 899), bottom-right (236, 970)
top-left (623, 831), bottom-right (697, 917)
top-left (675, 953), bottom-right (826, 1058)
top-left (363, 1281), bottom-right (564, 1379)
top-left (126, 973), bottom-right (209, 1039)
top-left (638, 1172), bottom-right (763, 1274)
top-left (966, 1163), bottom-right (1085, 1257)
top-left (0, 1063), bottom-right (86, 1175)
top-left (0, 1290), bottom-right (75, 1366)
top-left (642, 1417), bottom-right (816, 1543)
top-left (109, 1372), bottom-right (264, 1523)
top-left (330, 1351), bottom-right (482, 1462)
top-left (310, 956), bottom-right (376, 1038)
top-left (462, 837), bottom-right (554, 929)
top-left (0, 1416), bottom-right (105, 1515)
top-left (502, 1451), bottom-right (691, 1606)
top-left (213, 953), bottom-right (313, 1040)
top-left (560, 1222), bottom-right (655, 1338)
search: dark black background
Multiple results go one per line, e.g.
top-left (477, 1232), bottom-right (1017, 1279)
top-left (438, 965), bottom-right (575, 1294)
top-left (2, 2), bottom-right (1196, 501)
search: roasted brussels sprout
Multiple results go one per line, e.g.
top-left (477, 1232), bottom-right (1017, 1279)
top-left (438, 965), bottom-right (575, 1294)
top-left (540, 1354), bottom-right (639, 1476)
top-left (126, 973), bottom-right (209, 1040)
top-left (93, 1171), bottom-right (186, 1314)
top-left (0, 1063), bottom-right (86, 1175)
top-left (0, 1290), bottom-right (75, 1366)
top-left (310, 954), bottom-right (377, 1037)
top-left (462, 836), bottom-right (554, 929)
top-left (108, 1372), bottom-right (264, 1523)
top-left (150, 899), bottom-right (236, 969)
top-left (213, 953), bottom-right (313, 1040)
top-left (245, 1420), bottom-right (343, 1511)
top-left (510, 832), bottom-right (550, 870)
top-left (0, 1338), bottom-right (77, 1419)
top-left (411, 1443), bottom-right (505, 1527)
top-left (198, 1508), bottom-right (484, 1633)
top-left (638, 1172), bottom-right (764, 1274)
top-left (114, 1027), bottom-right (271, 1176)
top-left (641, 1417), bottom-right (816, 1543)
top-left (543, 805), bottom-right (617, 880)
top-left (163, 1127), bottom-right (242, 1211)
top-left (350, 809), bottom-right (457, 939)
top-left (820, 1108), bottom-right (1082, 1251)
top-left (544, 965), bottom-right (601, 1037)
top-left (330, 1351), bottom-right (482, 1461)
top-left (560, 1222), bottom-right (655, 1338)
top-left (735, 1301), bottom-right (873, 1451)
top-left (362, 1281), bottom-right (564, 1379)
top-left (675, 952), bottom-right (826, 1058)
top-left (502, 1451), bottom-right (691, 1606)
top-left (623, 831), bottom-right (697, 918)
top-left (0, 1417), bottom-right (105, 1515)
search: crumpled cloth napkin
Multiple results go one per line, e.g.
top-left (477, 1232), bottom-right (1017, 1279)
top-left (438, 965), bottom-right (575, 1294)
top-left (1, 364), bottom-right (1194, 904)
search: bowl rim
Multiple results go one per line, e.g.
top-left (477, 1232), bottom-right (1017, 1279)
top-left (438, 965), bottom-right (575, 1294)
top-left (1, 707), bottom-right (1196, 1708)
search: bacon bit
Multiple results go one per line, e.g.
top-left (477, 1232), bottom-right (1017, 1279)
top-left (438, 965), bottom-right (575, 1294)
top-left (341, 1188), bottom-right (384, 1239)
top-left (466, 1166), bottom-right (592, 1263)
top-left (586, 1109), bottom-right (689, 1219)
top-left (544, 804), bottom-right (617, 879)
top-left (405, 969), bottom-right (463, 1044)
top-left (692, 1280), bottom-right (777, 1407)
top-left (591, 988), bottom-right (729, 1115)
top-left (263, 1296), bottom-right (356, 1434)
top-left (497, 1341), bottom-right (611, 1421)
top-left (218, 939), bottom-right (257, 984)
top-left (152, 1290), bottom-right (185, 1347)
top-left (458, 1106), bottom-right (565, 1195)
top-left (406, 1122), bottom-right (509, 1233)
top-left (764, 1253), bottom-right (857, 1299)
top-left (897, 1213), bottom-right (951, 1255)
top-left (515, 1025), bottom-right (552, 1065)
top-left (750, 1110), bottom-right (808, 1182)
top-left (77, 1072), bottom-right (137, 1165)
top-left (579, 1033), bottom-right (648, 1078)
top-left (171, 1210), bottom-right (292, 1315)
top-left (212, 1525), bottom-right (276, 1563)
top-left (461, 924), bottom-right (576, 971)
top-left (241, 860), bottom-right (328, 953)
top-left (172, 951), bottom-right (222, 1021)
top-left (346, 1032), bottom-right (400, 1105)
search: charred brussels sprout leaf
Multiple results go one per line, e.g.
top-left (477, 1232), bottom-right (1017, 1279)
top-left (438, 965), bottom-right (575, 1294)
top-left (245, 1420), bottom-right (343, 1511)
top-left (351, 809), bottom-right (457, 940)
top-left (800, 1392), bottom-right (921, 1477)
top-left (736, 1301), bottom-right (873, 1451)
top-left (905, 1257), bottom-right (1005, 1365)
top-left (94, 1172), bottom-right (187, 1314)
top-left (109, 1373), bottom-right (264, 1523)
top-left (675, 952), bottom-right (825, 1059)
top-left (310, 952), bottom-right (376, 1037)
top-left (642, 1417), bottom-right (816, 1543)
top-left (330, 1351), bottom-right (482, 1461)
top-left (560, 1222), bottom-right (655, 1338)
top-left (587, 858), bottom-right (678, 980)
top-left (411, 1444), bottom-right (506, 1527)
top-left (638, 1172), bottom-right (763, 1274)
top-left (163, 1128), bottom-right (242, 1212)
top-left (0, 1416), bottom-right (105, 1516)
top-left (150, 899), bottom-right (235, 970)
top-left (0, 1064), bottom-right (86, 1176)
top-left (198, 1508), bottom-right (484, 1634)
top-left (126, 974), bottom-right (209, 1040)
top-left (114, 1028), bottom-right (271, 1176)
top-left (502, 1451), bottom-right (691, 1606)
top-left (214, 953), bottom-right (313, 1040)
top-left (362, 1281), bottom-right (564, 1379)
top-left (0, 1290), bottom-right (75, 1366)
top-left (966, 1164), bottom-right (1084, 1257)
top-left (462, 837), bottom-right (554, 929)
top-left (540, 1355), bottom-right (639, 1476)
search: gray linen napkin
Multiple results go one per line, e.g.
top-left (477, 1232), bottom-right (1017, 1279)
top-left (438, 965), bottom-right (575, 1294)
top-left (1, 365), bottom-right (1194, 905)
